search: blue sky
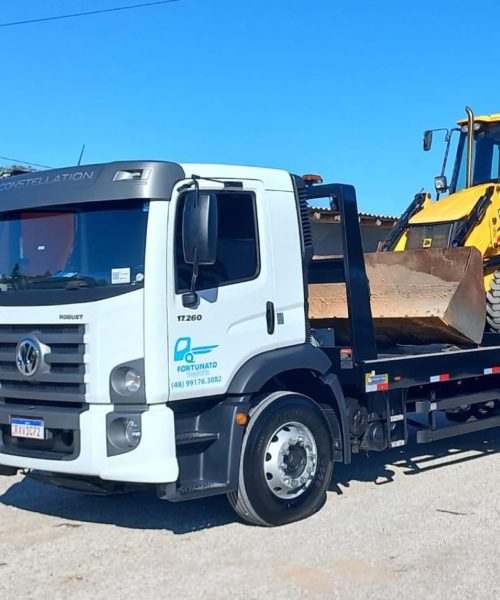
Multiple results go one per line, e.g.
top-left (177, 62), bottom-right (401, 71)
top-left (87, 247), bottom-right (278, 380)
top-left (1, 0), bottom-right (499, 215)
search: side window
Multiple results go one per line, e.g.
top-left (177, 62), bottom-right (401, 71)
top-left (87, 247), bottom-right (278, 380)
top-left (175, 191), bottom-right (259, 292)
top-left (492, 144), bottom-right (500, 180)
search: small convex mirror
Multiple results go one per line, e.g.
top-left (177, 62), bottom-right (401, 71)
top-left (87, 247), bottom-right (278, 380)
top-left (182, 191), bottom-right (218, 266)
top-left (423, 130), bottom-right (433, 152)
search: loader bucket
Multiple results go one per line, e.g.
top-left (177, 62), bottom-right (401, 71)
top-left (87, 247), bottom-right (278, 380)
top-left (308, 247), bottom-right (486, 345)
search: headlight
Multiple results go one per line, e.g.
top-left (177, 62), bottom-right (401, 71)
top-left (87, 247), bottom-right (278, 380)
top-left (434, 175), bottom-right (448, 193)
top-left (461, 123), bottom-right (482, 133)
top-left (124, 368), bottom-right (142, 393)
top-left (110, 362), bottom-right (145, 399)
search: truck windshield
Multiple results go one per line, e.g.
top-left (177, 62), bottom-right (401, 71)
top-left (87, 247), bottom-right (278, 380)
top-left (0, 199), bottom-right (148, 294)
top-left (452, 124), bottom-right (500, 192)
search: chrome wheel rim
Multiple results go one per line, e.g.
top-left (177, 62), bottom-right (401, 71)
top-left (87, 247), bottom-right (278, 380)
top-left (263, 421), bottom-right (318, 500)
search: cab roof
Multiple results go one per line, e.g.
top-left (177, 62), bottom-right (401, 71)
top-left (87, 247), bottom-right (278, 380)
top-left (457, 113), bottom-right (500, 125)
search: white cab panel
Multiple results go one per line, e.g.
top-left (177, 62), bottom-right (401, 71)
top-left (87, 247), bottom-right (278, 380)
top-left (0, 403), bottom-right (178, 483)
top-left (143, 200), bottom-right (170, 404)
top-left (0, 290), bottom-right (144, 405)
top-left (167, 178), bottom-right (277, 400)
top-left (266, 189), bottom-right (307, 348)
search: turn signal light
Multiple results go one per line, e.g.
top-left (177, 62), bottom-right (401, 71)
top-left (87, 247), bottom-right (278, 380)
top-left (235, 413), bottom-right (248, 426)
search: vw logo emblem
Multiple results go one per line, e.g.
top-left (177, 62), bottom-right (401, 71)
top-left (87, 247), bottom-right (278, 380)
top-left (16, 338), bottom-right (41, 377)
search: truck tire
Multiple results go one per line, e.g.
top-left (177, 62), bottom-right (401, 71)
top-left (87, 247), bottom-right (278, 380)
top-left (227, 391), bottom-right (334, 526)
top-left (486, 271), bottom-right (500, 332)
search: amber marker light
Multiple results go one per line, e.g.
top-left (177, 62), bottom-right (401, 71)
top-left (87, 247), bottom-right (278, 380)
top-left (302, 173), bottom-right (323, 184)
top-left (235, 413), bottom-right (248, 426)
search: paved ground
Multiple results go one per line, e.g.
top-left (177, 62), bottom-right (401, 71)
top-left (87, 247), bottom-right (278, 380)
top-left (1, 428), bottom-right (499, 599)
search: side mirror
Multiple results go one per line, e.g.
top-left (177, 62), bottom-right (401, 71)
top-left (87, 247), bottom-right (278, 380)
top-left (181, 190), bottom-right (218, 308)
top-left (182, 191), bottom-right (218, 266)
top-left (423, 130), bottom-right (433, 152)
top-left (434, 175), bottom-right (448, 194)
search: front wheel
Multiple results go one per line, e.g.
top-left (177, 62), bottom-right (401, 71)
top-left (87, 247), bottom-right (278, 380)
top-left (227, 391), bottom-right (334, 526)
top-left (486, 271), bottom-right (500, 332)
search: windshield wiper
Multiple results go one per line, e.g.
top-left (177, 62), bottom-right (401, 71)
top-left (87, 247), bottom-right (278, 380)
top-left (30, 273), bottom-right (99, 290)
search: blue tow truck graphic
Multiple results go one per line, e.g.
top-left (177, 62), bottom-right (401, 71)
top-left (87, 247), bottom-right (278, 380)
top-left (174, 337), bottom-right (218, 364)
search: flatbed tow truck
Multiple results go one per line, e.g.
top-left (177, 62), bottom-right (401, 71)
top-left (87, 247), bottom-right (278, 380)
top-left (0, 161), bottom-right (499, 526)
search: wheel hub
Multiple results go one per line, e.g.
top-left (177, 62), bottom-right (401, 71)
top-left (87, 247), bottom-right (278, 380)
top-left (263, 421), bottom-right (318, 499)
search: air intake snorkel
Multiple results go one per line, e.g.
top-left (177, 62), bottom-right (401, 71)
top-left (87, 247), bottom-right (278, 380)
top-left (465, 105), bottom-right (475, 188)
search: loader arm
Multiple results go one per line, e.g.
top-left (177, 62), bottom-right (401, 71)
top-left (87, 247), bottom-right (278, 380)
top-left (450, 185), bottom-right (495, 249)
top-left (381, 192), bottom-right (428, 252)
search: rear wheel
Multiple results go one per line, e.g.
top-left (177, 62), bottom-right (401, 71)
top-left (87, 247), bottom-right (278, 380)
top-left (227, 391), bottom-right (334, 527)
top-left (445, 405), bottom-right (473, 422)
top-left (446, 401), bottom-right (499, 422)
top-left (486, 271), bottom-right (500, 332)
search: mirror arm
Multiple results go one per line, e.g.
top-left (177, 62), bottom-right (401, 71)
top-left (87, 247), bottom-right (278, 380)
top-left (436, 131), bottom-right (452, 202)
top-left (182, 249), bottom-right (200, 308)
top-left (440, 129), bottom-right (452, 177)
top-left (190, 255), bottom-right (199, 295)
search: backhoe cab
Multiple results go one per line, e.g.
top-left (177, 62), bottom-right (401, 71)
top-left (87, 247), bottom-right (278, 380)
top-left (383, 107), bottom-right (500, 332)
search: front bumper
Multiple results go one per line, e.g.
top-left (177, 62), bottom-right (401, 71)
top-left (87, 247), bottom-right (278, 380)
top-left (0, 403), bottom-right (179, 484)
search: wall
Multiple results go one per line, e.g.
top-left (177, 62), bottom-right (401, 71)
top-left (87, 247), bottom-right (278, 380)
top-left (311, 221), bottom-right (394, 255)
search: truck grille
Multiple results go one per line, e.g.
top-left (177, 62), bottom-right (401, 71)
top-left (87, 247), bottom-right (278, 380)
top-left (0, 324), bottom-right (85, 404)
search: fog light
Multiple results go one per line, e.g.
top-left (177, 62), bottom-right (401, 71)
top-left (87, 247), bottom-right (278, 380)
top-left (107, 416), bottom-right (142, 453)
top-left (124, 368), bottom-right (142, 393)
top-left (124, 419), bottom-right (141, 447)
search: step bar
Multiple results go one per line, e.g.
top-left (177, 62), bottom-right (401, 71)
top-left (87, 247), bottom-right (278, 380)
top-left (411, 388), bottom-right (500, 444)
top-left (416, 415), bottom-right (500, 443)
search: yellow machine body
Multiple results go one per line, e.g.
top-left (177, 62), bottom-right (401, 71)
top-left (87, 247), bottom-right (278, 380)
top-left (395, 113), bottom-right (500, 296)
top-left (309, 111), bottom-right (500, 345)
top-left (394, 182), bottom-right (500, 291)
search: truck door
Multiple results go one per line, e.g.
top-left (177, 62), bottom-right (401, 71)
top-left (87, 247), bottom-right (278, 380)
top-left (166, 180), bottom-right (276, 400)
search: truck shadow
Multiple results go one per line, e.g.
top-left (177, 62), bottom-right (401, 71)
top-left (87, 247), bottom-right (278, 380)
top-left (0, 478), bottom-right (239, 534)
top-left (1, 427), bottom-right (499, 533)
top-left (332, 426), bottom-right (500, 493)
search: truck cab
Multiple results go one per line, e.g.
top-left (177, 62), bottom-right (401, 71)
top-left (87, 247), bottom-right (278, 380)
top-left (0, 161), bottom-right (332, 525)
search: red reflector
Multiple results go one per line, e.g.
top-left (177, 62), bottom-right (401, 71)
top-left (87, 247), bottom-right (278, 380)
top-left (484, 366), bottom-right (500, 375)
top-left (430, 373), bottom-right (450, 383)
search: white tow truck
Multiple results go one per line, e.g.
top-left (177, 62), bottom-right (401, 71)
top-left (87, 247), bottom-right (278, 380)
top-left (1, 161), bottom-right (500, 526)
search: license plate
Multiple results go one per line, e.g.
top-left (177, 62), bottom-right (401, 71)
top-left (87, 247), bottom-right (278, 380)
top-left (11, 417), bottom-right (45, 440)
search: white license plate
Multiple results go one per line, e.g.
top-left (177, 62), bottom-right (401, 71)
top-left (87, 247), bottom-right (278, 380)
top-left (11, 417), bottom-right (45, 440)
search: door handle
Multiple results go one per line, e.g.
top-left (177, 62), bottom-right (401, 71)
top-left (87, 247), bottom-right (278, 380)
top-left (266, 301), bottom-right (275, 335)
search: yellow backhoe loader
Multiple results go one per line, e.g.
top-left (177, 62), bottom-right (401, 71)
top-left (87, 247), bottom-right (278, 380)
top-left (309, 107), bottom-right (497, 348)
top-left (381, 107), bottom-right (500, 333)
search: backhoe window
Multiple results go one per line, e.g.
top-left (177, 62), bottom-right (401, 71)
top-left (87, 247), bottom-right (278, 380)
top-left (452, 125), bottom-right (500, 192)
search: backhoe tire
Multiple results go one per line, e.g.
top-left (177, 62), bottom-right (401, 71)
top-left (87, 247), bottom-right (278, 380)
top-left (486, 271), bottom-right (500, 332)
top-left (227, 391), bottom-right (334, 527)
